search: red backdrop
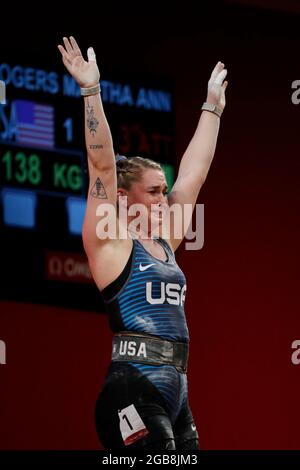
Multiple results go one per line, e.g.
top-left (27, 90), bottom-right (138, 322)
top-left (0, 301), bottom-right (111, 450)
top-left (1, 3), bottom-right (300, 451)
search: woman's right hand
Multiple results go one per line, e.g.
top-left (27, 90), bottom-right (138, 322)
top-left (58, 36), bottom-right (100, 88)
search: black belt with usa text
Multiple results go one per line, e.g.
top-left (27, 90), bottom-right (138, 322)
top-left (111, 331), bottom-right (189, 373)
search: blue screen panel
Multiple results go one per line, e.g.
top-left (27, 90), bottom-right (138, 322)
top-left (65, 197), bottom-right (86, 235)
top-left (2, 188), bottom-right (37, 228)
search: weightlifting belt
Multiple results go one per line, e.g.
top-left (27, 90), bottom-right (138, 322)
top-left (111, 332), bottom-right (189, 373)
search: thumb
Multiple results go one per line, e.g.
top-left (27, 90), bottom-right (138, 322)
top-left (87, 47), bottom-right (96, 62)
top-left (222, 80), bottom-right (228, 91)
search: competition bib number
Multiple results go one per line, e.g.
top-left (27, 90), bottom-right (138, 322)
top-left (118, 404), bottom-right (149, 446)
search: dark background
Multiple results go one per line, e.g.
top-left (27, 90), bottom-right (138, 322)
top-left (0, 0), bottom-right (300, 449)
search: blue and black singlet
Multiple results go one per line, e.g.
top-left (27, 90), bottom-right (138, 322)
top-left (101, 237), bottom-right (190, 423)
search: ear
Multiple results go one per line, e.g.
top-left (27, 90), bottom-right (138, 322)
top-left (117, 188), bottom-right (129, 209)
top-left (117, 188), bottom-right (127, 198)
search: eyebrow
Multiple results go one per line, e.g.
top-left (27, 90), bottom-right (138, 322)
top-left (147, 184), bottom-right (168, 191)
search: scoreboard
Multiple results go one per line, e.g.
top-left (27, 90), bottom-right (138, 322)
top-left (0, 58), bottom-right (175, 311)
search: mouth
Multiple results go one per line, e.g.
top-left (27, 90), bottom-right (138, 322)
top-left (151, 210), bottom-right (164, 219)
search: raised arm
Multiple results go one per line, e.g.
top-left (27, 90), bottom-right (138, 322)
top-left (58, 37), bottom-right (117, 255)
top-left (167, 61), bottom-right (228, 250)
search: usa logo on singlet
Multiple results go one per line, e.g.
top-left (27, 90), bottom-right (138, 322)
top-left (146, 282), bottom-right (186, 306)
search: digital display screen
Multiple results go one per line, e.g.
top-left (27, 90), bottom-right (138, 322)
top-left (0, 56), bottom-right (175, 311)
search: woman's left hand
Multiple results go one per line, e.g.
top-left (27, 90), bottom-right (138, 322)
top-left (206, 61), bottom-right (228, 110)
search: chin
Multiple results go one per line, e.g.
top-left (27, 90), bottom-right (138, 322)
top-left (149, 216), bottom-right (163, 235)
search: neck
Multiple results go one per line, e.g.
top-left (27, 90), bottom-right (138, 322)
top-left (126, 216), bottom-right (162, 241)
top-left (128, 229), bottom-right (155, 241)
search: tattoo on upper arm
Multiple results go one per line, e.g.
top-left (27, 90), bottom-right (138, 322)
top-left (90, 177), bottom-right (107, 199)
top-left (86, 100), bottom-right (99, 136)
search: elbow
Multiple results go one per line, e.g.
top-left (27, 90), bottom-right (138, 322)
top-left (87, 150), bottom-right (116, 173)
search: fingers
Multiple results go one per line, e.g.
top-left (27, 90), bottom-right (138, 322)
top-left (87, 47), bottom-right (96, 62)
top-left (57, 44), bottom-right (64, 55)
top-left (69, 36), bottom-right (81, 55)
top-left (57, 44), bottom-right (66, 57)
top-left (215, 68), bottom-right (227, 85)
top-left (57, 44), bottom-right (71, 66)
top-left (210, 61), bottom-right (224, 80)
top-left (58, 36), bottom-right (82, 66)
top-left (57, 44), bottom-right (71, 64)
top-left (63, 36), bottom-right (73, 55)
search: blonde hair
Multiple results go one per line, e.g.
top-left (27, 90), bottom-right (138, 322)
top-left (116, 156), bottom-right (162, 190)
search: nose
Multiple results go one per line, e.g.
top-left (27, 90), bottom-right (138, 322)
top-left (157, 193), bottom-right (167, 204)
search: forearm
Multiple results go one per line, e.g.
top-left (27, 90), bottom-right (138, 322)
top-left (178, 110), bottom-right (220, 184)
top-left (84, 93), bottom-right (114, 170)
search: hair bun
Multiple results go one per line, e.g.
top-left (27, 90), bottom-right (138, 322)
top-left (115, 154), bottom-right (128, 164)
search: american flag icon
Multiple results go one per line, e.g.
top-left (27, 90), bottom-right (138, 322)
top-left (14, 99), bottom-right (55, 148)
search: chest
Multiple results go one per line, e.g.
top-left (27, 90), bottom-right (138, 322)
top-left (133, 242), bottom-right (185, 286)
